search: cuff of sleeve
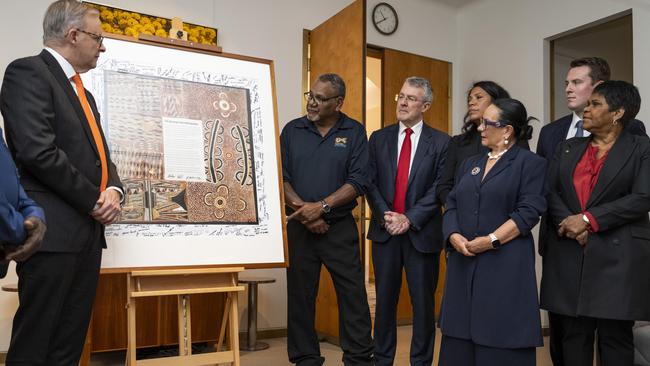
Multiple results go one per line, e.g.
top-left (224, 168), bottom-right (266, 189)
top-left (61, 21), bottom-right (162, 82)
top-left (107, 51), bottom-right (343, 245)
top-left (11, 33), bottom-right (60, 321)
top-left (346, 180), bottom-right (364, 196)
top-left (106, 186), bottom-right (125, 203)
top-left (509, 212), bottom-right (529, 236)
top-left (584, 211), bottom-right (599, 232)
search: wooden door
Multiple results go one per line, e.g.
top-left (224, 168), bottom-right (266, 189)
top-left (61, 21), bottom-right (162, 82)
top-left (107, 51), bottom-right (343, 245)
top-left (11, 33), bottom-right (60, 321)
top-left (309, 0), bottom-right (366, 342)
top-left (375, 47), bottom-right (451, 323)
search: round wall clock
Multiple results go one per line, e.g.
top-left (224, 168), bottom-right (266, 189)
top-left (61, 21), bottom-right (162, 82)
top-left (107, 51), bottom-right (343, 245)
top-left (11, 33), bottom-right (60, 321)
top-left (372, 2), bottom-right (398, 35)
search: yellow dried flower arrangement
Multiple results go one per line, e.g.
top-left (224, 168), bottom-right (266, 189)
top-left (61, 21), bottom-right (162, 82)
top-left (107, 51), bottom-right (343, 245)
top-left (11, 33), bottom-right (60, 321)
top-left (84, 2), bottom-right (218, 46)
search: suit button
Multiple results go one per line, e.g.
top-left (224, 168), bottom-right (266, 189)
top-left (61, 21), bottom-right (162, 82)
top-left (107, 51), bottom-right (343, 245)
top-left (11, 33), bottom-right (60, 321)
top-left (95, 160), bottom-right (101, 167)
top-left (473, 210), bottom-right (478, 215)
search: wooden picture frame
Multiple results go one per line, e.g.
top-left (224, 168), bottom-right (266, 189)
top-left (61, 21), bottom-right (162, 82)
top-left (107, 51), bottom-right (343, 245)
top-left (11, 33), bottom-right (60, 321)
top-left (84, 34), bottom-right (288, 272)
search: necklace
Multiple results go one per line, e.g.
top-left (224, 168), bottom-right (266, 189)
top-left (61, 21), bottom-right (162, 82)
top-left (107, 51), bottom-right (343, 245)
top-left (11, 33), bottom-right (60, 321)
top-left (487, 148), bottom-right (508, 160)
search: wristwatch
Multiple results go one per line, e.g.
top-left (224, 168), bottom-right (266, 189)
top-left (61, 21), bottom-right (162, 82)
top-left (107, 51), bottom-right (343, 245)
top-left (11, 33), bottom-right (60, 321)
top-left (489, 233), bottom-right (502, 249)
top-left (320, 200), bottom-right (331, 214)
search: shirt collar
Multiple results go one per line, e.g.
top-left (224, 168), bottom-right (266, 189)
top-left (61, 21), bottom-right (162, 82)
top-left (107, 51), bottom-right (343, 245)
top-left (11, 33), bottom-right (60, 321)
top-left (297, 113), bottom-right (353, 130)
top-left (44, 47), bottom-right (77, 80)
top-left (571, 111), bottom-right (582, 126)
top-left (399, 120), bottom-right (423, 135)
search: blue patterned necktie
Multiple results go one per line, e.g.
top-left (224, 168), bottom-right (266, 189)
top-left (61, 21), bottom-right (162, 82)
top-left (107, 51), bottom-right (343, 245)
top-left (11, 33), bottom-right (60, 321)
top-left (575, 119), bottom-right (584, 138)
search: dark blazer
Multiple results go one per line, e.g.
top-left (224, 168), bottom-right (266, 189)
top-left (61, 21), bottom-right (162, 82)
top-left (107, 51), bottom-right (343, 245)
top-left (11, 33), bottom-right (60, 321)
top-left (437, 128), bottom-right (529, 205)
top-left (540, 131), bottom-right (650, 321)
top-left (0, 50), bottom-right (121, 253)
top-left (366, 123), bottom-right (449, 253)
top-left (536, 114), bottom-right (646, 256)
top-left (0, 127), bottom-right (45, 278)
top-left (536, 113), bottom-right (647, 160)
top-left (439, 146), bottom-right (547, 348)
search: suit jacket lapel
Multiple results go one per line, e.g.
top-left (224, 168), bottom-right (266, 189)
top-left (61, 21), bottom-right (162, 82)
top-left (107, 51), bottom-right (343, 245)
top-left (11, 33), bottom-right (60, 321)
top-left (586, 131), bottom-right (636, 207)
top-left (559, 137), bottom-right (589, 213)
top-left (386, 124), bottom-right (399, 183)
top-left (558, 115), bottom-right (572, 140)
top-left (407, 126), bottom-right (432, 185)
top-left (39, 50), bottom-right (100, 158)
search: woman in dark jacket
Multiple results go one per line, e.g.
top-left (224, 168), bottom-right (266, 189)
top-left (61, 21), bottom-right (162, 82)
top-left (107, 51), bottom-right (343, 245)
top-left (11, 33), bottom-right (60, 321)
top-left (540, 80), bottom-right (650, 366)
top-left (437, 81), bottom-right (529, 205)
top-left (438, 99), bottom-right (546, 365)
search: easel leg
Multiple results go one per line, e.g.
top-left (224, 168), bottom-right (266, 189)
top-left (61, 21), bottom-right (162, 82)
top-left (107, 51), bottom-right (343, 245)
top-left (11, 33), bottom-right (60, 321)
top-left (229, 292), bottom-right (240, 366)
top-left (217, 293), bottom-right (231, 352)
top-left (127, 297), bottom-right (136, 366)
top-left (177, 295), bottom-right (192, 357)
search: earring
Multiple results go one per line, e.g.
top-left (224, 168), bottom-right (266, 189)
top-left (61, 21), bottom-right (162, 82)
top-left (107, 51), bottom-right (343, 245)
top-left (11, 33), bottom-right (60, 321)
top-left (504, 136), bottom-right (509, 145)
top-left (613, 119), bottom-right (619, 126)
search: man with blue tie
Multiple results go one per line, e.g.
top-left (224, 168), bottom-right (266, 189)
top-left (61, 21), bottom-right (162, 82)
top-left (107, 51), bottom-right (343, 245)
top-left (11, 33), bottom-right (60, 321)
top-left (366, 77), bottom-right (449, 366)
top-left (536, 57), bottom-right (646, 161)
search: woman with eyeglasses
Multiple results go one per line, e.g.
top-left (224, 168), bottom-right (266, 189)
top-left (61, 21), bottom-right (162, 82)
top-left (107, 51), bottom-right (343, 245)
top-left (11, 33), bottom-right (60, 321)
top-left (437, 81), bottom-right (530, 206)
top-left (438, 99), bottom-right (546, 366)
top-left (540, 81), bottom-right (650, 365)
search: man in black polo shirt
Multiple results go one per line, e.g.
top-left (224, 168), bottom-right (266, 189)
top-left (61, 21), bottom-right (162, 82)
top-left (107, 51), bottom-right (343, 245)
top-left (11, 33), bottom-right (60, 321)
top-left (281, 73), bottom-right (373, 366)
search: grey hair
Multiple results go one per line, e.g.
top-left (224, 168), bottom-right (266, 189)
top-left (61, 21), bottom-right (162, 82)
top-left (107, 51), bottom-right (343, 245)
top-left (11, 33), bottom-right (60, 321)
top-left (405, 76), bottom-right (434, 104)
top-left (43, 0), bottom-right (98, 46)
top-left (317, 73), bottom-right (346, 99)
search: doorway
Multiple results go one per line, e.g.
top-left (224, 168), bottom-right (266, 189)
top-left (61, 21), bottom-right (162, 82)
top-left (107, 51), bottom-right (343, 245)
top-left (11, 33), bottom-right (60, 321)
top-left (549, 12), bottom-right (632, 120)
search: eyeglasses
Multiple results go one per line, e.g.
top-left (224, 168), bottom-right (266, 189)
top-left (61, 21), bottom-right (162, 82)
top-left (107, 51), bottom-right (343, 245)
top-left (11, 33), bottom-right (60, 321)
top-left (395, 93), bottom-right (422, 103)
top-left (480, 118), bottom-right (506, 128)
top-left (304, 92), bottom-right (340, 104)
top-left (76, 28), bottom-right (104, 46)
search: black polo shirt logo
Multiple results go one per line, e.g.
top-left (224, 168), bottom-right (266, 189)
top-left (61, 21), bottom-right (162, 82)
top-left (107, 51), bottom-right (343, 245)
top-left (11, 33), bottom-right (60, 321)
top-left (334, 137), bottom-right (348, 148)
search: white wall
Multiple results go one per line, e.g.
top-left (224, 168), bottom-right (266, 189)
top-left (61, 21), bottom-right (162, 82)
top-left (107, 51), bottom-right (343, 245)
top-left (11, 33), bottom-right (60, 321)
top-left (367, 0), bottom-right (460, 125)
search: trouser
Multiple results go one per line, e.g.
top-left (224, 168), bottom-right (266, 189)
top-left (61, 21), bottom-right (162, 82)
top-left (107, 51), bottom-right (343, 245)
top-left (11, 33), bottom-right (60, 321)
top-left (286, 215), bottom-right (373, 366)
top-left (438, 335), bottom-right (536, 366)
top-left (6, 237), bottom-right (102, 366)
top-left (373, 234), bottom-right (439, 366)
top-left (548, 312), bottom-right (634, 366)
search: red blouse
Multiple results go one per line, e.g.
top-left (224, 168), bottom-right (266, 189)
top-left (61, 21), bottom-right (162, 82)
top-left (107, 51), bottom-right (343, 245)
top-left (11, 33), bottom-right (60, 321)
top-left (573, 144), bottom-right (608, 232)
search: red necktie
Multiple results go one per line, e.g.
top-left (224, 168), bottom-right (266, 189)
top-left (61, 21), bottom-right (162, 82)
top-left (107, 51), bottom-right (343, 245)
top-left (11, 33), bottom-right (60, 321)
top-left (393, 128), bottom-right (413, 213)
top-left (72, 74), bottom-right (108, 192)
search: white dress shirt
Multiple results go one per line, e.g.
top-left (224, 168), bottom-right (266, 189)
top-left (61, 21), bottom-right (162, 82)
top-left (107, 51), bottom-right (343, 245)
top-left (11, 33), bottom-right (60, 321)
top-left (566, 111), bottom-right (591, 139)
top-left (44, 47), bottom-right (124, 200)
top-left (396, 120), bottom-right (423, 172)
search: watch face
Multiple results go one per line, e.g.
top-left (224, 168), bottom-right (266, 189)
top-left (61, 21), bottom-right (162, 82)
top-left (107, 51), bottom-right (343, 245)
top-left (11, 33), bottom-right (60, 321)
top-left (372, 3), bottom-right (398, 35)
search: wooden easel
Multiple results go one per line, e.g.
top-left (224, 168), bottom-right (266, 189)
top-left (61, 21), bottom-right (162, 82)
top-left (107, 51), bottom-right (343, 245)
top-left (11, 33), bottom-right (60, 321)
top-left (126, 267), bottom-right (245, 366)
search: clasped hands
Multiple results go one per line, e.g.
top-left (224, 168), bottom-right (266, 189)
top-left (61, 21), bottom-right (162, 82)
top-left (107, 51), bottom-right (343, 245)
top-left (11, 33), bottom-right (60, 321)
top-left (557, 214), bottom-right (589, 246)
top-left (286, 201), bottom-right (329, 234)
top-left (449, 233), bottom-right (493, 256)
top-left (91, 189), bottom-right (122, 225)
top-left (2, 216), bottom-right (47, 263)
top-left (383, 211), bottom-right (410, 236)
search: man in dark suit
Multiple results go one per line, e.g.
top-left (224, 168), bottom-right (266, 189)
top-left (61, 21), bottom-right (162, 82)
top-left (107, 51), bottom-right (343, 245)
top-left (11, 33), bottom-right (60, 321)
top-left (1, 1), bottom-right (122, 364)
top-left (367, 77), bottom-right (449, 366)
top-left (1, 127), bottom-right (46, 279)
top-left (536, 56), bottom-right (646, 161)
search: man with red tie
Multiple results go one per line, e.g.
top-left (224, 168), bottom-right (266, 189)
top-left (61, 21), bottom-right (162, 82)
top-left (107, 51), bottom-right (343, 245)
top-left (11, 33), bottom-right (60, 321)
top-left (1, 1), bottom-right (122, 364)
top-left (367, 77), bottom-right (450, 366)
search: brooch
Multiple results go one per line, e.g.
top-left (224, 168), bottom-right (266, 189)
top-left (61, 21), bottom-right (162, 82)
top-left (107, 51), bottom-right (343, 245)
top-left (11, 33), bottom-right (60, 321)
top-left (471, 167), bottom-right (481, 176)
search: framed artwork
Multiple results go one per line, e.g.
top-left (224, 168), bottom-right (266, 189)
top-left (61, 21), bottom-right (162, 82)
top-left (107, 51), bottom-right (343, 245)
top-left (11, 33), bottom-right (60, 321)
top-left (84, 35), bottom-right (287, 271)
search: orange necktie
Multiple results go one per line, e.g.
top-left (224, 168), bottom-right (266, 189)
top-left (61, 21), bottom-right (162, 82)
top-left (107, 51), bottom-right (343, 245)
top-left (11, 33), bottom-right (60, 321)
top-left (72, 73), bottom-right (108, 192)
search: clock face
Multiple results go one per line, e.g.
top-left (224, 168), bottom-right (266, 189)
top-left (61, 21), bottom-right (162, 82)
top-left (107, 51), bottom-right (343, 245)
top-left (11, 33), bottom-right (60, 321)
top-left (372, 3), bottom-right (398, 35)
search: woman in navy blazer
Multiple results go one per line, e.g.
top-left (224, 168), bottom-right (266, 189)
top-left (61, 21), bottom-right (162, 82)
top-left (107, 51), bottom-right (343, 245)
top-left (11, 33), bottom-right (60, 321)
top-left (438, 99), bottom-right (547, 366)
